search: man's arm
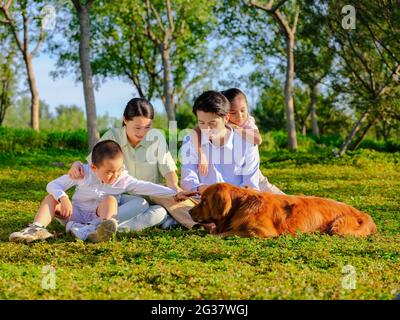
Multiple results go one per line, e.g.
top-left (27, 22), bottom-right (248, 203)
top-left (180, 134), bottom-right (207, 192)
top-left (240, 144), bottom-right (260, 190)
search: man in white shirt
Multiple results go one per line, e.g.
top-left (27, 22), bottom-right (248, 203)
top-left (9, 140), bottom-right (192, 244)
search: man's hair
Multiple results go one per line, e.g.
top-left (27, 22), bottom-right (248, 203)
top-left (192, 90), bottom-right (230, 117)
top-left (91, 140), bottom-right (123, 167)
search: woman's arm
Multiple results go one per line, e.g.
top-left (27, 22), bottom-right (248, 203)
top-left (164, 171), bottom-right (181, 192)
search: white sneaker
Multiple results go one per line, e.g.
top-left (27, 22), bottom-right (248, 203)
top-left (66, 221), bottom-right (97, 240)
top-left (9, 224), bottom-right (53, 243)
top-left (87, 219), bottom-right (118, 243)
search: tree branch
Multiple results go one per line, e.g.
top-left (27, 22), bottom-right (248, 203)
top-left (166, 0), bottom-right (175, 34)
top-left (0, 3), bottom-right (24, 52)
top-left (144, 0), bottom-right (161, 45)
top-left (21, 4), bottom-right (28, 55)
top-left (150, 1), bottom-right (165, 33)
top-left (345, 32), bottom-right (375, 92)
top-left (272, 0), bottom-right (288, 12)
top-left (272, 10), bottom-right (291, 37)
top-left (71, 0), bottom-right (82, 12)
top-left (31, 27), bottom-right (45, 57)
top-left (291, 2), bottom-right (300, 34)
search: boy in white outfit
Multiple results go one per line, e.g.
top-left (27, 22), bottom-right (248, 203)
top-left (10, 140), bottom-right (193, 243)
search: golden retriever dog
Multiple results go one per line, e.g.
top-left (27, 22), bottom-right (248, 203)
top-left (189, 183), bottom-right (377, 238)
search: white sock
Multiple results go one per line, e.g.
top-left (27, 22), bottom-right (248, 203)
top-left (32, 222), bottom-right (44, 228)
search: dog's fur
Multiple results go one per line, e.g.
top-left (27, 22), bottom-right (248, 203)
top-left (189, 183), bottom-right (377, 238)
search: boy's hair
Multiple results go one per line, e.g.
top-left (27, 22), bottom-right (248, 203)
top-left (192, 90), bottom-right (230, 117)
top-left (92, 140), bottom-right (123, 167)
top-left (221, 88), bottom-right (248, 104)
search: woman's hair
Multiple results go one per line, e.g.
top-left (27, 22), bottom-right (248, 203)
top-left (192, 90), bottom-right (230, 117)
top-left (123, 98), bottom-right (154, 126)
top-left (220, 88), bottom-right (248, 105)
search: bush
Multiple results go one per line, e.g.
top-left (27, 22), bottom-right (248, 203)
top-left (260, 131), bottom-right (317, 152)
top-left (176, 103), bottom-right (196, 130)
top-left (359, 138), bottom-right (400, 153)
top-left (0, 127), bottom-right (88, 152)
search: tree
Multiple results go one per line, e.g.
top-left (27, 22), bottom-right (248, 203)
top-left (0, 30), bottom-right (17, 125)
top-left (244, 0), bottom-right (300, 151)
top-left (326, 0), bottom-right (400, 156)
top-left (253, 78), bottom-right (286, 132)
top-left (90, 1), bottom-right (160, 101)
top-left (0, 0), bottom-right (48, 130)
top-left (141, 0), bottom-right (218, 121)
top-left (71, 0), bottom-right (99, 149)
top-left (295, 2), bottom-right (335, 137)
top-left (52, 0), bottom-right (219, 127)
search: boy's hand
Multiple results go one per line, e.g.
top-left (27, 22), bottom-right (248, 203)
top-left (68, 161), bottom-right (84, 179)
top-left (59, 196), bottom-right (73, 219)
top-left (174, 191), bottom-right (199, 202)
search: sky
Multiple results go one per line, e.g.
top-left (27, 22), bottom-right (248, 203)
top-left (29, 47), bottom-right (256, 120)
top-left (33, 54), bottom-right (156, 119)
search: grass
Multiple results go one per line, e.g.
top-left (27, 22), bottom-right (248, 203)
top-left (0, 148), bottom-right (399, 299)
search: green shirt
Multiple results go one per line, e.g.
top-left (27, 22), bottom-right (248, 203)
top-left (87, 126), bottom-right (177, 184)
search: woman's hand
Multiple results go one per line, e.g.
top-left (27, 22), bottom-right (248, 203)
top-left (68, 161), bottom-right (84, 179)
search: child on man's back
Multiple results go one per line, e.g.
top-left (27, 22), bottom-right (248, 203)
top-left (191, 88), bottom-right (284, 194)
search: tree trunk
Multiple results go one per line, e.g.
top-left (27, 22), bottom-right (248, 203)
top-left (161, 43), bottom-right (175, 121)
top-left (351, 117), bottom-right (378, 150)
top-left (301, 123), bottom-right (307, 135)
top-left (338, 111), bottom-right (369, 156)
top-left (310, 81), bottom-right (319, 137)
top-left (24, 54), bottom-right (39, 130)
top-left (76, 3), bottom-right (99, 150)
top-left (284, 34), bottom-right (298, 151)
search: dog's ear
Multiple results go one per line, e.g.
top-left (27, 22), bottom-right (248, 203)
top-left (211, 185), bottom-right (232, 218)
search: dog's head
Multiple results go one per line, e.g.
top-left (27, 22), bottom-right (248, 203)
top-left (189, 183), bottom-right (241, 224)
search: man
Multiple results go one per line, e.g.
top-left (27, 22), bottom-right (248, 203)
top-left (161, 90), bottom-right (260, 229)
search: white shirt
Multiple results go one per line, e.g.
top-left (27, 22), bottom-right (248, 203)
top-left (180, 126), bottom-right (260, 191)
top-left (47, 164), bottom-right (176, 212)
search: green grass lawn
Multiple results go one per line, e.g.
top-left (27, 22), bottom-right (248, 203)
top-left (0, 148), bottom-right (399, 299)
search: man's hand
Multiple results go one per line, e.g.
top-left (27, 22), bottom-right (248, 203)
top-left (68, 161), bottom-right (84, 179)
top-left (174, 191), bottom-right (199, 202)
top-left (59, 196), bottom-right (73, 219)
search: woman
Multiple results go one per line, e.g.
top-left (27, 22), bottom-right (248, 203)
top-left (69, 98), bottom-right (197, 231)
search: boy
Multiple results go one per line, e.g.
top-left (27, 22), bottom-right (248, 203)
top-left (10, 140), bottom-right (192, 243)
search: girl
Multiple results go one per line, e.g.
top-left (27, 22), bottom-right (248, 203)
top-left (191, 88), bottom-right (284, 194)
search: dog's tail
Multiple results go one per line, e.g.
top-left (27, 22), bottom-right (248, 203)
top-left (330, 209), bottom-right (377, 236)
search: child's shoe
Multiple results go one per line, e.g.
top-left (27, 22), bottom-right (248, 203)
top-left (66, 221), bottom-right (97, 240)
top-left (87, 219), bottom-right (118, 243)
top-left (9, 224), bottom-right (53, 243)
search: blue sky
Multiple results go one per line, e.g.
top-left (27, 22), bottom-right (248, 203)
top-left (33, 54), bottom-right (167, 119)
top-left (31, 48), bottom-right (256, 120)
